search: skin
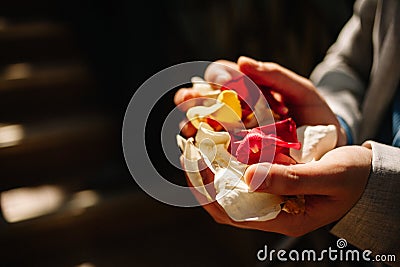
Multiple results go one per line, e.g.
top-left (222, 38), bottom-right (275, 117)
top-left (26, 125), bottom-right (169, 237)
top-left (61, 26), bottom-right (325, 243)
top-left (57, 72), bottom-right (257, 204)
top-left (175, 56), bottom-right (372, 236)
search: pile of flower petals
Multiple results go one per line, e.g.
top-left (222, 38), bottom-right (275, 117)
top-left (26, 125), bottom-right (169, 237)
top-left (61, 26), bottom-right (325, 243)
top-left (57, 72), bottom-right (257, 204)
top-left (219, 75), bottom-right (301, 165)
top-left (178, 74), bottom-right (337, 222)
top-left (231, 118), bottom-right (301, 165)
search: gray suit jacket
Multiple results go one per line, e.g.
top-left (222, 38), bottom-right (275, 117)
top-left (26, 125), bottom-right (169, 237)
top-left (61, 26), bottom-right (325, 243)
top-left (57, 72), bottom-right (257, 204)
top-left (310, 0), bottom-right (400, 264)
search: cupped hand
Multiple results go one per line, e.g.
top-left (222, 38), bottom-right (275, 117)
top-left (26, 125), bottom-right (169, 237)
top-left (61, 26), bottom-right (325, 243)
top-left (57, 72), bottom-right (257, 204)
top-left (176, 57), bottom-right (371, 235)
top-left (182, 145), bottom-right (372, 236)
top-left (237, 56), bottom-right (347, 146)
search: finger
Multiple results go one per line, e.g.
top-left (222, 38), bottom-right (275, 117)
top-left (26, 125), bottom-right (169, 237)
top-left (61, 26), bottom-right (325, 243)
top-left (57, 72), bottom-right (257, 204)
top-left (200, 196), bottom-right (301, 234)
top-left (180, 154), bottom-right (262, 227)
top-left (184, 169), bottom-right (232, 224)
top-left (184, 170), bottom-right (234, 225)
top-left (244, 162), bottom-right (336, 195)
top-left (204, 60), bottom-right (241, 87)
top-left (230, 209), bottom-right (307, 236)
top-left (237, 56), bottom-right (315, 104)
top-left (174, 87), bottom-right (202, 111)
top-left (273, 153), bottom-right (297, 165)
top-left (203, 201), bottom-right (305, 235)
top-left (202, 202), bottom-right (236, 225)
top-left (180, 156), bottom-right (310, 235)
top-left (180, 153), bottom-right (217, 202)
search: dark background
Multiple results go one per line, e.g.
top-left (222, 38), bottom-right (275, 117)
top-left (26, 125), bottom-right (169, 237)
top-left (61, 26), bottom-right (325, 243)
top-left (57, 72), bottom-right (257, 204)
top-left (0, 1), bottom-right (361, 266)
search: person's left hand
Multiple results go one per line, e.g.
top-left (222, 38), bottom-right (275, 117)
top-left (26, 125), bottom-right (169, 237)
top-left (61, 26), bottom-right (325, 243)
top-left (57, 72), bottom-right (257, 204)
top-left (182, 145), bottom-right (372, 236)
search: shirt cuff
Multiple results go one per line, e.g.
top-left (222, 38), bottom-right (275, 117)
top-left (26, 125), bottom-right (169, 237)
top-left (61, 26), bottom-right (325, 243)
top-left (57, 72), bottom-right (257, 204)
top-left (337, 115), bottom-right (353, 145)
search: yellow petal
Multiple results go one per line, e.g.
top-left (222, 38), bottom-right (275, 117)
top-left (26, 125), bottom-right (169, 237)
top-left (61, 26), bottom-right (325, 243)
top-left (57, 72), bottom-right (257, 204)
top-left (212, 90), bottom-right (242, 124)
top-left (216, 90), bottom-right (242, 118)
top-left (186, 90), bottom-right (243, 129)
top-left (186, 102), bottom-right (224, 128)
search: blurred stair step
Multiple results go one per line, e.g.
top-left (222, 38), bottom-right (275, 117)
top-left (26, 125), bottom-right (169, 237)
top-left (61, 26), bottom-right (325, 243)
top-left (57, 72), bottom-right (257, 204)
top-left (0, 18), bottom-right (82, 63)
top-left (0, 190), bottom-right (256, 267)
top-left (0, 113), bottom-right (120, 189)
top-left (0, 61), bottom-right (100, 120)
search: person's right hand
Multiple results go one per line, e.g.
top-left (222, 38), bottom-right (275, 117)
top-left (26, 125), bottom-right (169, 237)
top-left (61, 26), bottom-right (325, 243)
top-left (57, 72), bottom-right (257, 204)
top-left (180, 145), bottom-right (371, 236)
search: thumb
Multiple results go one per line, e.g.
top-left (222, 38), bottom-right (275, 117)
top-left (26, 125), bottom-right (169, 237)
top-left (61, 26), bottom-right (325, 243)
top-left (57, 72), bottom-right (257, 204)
top-left (244, 162), bottom-right (333, 195)
top-left (204, 60), bottom-right (240, 87)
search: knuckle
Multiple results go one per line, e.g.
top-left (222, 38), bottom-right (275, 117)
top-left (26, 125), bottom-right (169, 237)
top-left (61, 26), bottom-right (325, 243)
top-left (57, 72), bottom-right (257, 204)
top-left (270, 166), bottom-right (301, 193)
top-left (302, 78), bottom-right (316, 90)
top-left (283, 166), bottom-right (301, 192)
top-left (214, 59), bottom-right (229, 65)
top-left (262, 62), bottom-right (282, 74)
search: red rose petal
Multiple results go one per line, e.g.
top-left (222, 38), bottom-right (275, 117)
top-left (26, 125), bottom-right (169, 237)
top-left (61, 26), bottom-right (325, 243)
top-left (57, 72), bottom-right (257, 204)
top-left (220, 76), bottom-right (290, 122)
top-left (257, 118), bottom-right (300, 146)
top-left (260, 86), bottom-right (289, 118)
top-left (233, 118), bottom-right (301, 164)
top-left (213, 76), bottom-right (301, 165)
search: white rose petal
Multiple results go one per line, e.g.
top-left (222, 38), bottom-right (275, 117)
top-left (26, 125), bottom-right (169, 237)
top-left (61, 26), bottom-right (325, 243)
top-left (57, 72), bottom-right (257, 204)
top-left (214, 168), bottom-right (283, 222)
top-left (290, 124), bottom-right (337, 163)
top-left (182, 138), bottom-right (213, 201)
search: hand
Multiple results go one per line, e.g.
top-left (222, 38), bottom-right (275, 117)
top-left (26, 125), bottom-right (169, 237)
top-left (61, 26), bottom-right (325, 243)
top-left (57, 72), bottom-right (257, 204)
top-left (176, 57), bottom-right (370, 235)
top-left (175, 56), bottom-right (347, 145)
top-left (185, 145), bottom-right (372, 236)
top-left (237, 56), bottom-right (347, 146)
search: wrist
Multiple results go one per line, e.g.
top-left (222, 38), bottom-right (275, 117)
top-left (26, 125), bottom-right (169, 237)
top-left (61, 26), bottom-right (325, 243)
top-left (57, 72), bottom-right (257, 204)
top-left (337, 127), bottom-right (348, 147)
top-left (336, 115), bottom-right (353, 146)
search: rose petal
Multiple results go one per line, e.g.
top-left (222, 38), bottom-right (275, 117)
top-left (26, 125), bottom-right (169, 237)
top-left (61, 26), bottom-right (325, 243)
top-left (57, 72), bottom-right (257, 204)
top-left (256, 118), bottom-right (299, 144)
top-left (290, 125), bottom-right (337, 163)
top-left (260, 86), bottom-right (289, 118)
top-left (214, 168), bottom-right (283, 222)
top-left (235, 132), bottom-right (274, 165)
top-left (233, 118), bottom-right (301, 164)
top-left (186, 90), bottom-right (242, 129)
top-left (221, 75), bottom-right (260, 119)
top-left (214, 90), bottom-right (243, 120)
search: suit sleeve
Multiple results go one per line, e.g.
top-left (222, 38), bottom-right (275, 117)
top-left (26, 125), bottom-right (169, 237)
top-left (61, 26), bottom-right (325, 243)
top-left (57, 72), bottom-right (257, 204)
top-left (330, 141), bottom-right (400, 264)
top-left (309, 0), bottom-right (377, 143)
top-left (309, 0), bottom-right (400, 261)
